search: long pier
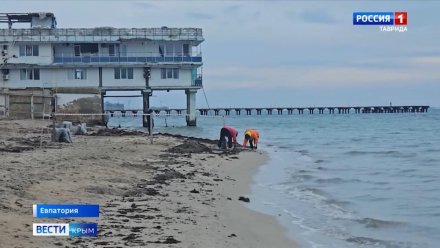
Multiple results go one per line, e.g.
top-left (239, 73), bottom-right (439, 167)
top-left (105, 105), bottom-right (430, 117)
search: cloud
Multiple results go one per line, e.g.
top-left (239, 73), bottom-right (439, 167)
top-left (299, 9), bottom-right (338, 24)
top-left (132, 2), bottom-right (156, 10)
top-left (185, 12), bottom-right (215, 20)
top-left (204, 63), bottom-right (440, 90)
top-left (411, 56), bottom-right (440, 66)
top-left (222, 5), bottom-right (243, 15)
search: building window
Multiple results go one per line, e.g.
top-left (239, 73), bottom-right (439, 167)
top-left (109, 44), bottom-right (119, 56)
top-left (114, 68), bottom-right (133, 79)
top-left (74, 45), bottom-right (80, 56)
top-left (183, 44), bottom-right (189, 56)
top-left (68, 69), bottom-right (87, 80)
top-left (19, 45), bottom-right (39, 56)
top-left (173, 68), bottom-right (179, 79)
top-left (166, 44), bottom-right (174, 56)
top-left (159, 44), bottom-right (164, 57)
top-left (159, 44), bottom-right (179, 57)
top-left (161, 68), bottom-right (179, 79)
top-left (120, 44), bottom-right (127, 57)
top-left (20, 69), bottom-right (40, 80)
top-left (73, 44), bottom-right (99, 56)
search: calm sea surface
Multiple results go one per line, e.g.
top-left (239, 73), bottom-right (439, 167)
top-left (109, 108), bottom-right (440, 248)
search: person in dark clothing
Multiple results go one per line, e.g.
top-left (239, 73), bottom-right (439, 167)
top-left (218, 126), bottom-right (238, 149)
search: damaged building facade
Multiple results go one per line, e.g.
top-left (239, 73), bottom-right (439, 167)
top-left (0, 12), bottom-right (204, 126)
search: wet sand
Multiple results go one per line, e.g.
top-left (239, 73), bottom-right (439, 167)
top-left (0, 119), bottom-right (297, 248)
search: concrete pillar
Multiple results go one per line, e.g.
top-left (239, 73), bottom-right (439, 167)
top-left (101, 91), bottom-right (106, 125)
top-left (186, 89), bottom-right (197, 126)
top-left (30, 95), bottom-right (34, 120)
top-left (142, 90), bottom-right (151, 130)
top-left (277, 109), bottom-right (283, 115)
top-left (5, 93), bottom-right (9, 117)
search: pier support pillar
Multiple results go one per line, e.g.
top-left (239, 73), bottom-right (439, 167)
top-left (185, 89), bottom-right (197, 126)
top-left (142, 90), bottom-right (152, 130)
top-left (101, 91), bottom-right (107, 125)
top-left (277, 109), bottom-right (283, 115)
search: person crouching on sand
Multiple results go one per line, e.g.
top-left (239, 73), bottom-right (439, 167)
top-left (243, 129), bottom-right (259, 149)
top-left (218, 126), bottom-right (238, 149)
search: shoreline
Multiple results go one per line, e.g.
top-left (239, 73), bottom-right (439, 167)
top-left (0, 119), bottom-right (298, 247)
top-left (213, 149), bottom-right (299, 248)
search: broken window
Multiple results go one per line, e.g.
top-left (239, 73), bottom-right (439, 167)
top-left (80, 43), bottom-right (99, 54)
top-left (68, 69), bottom-right (87, 80)
top-left (159, 44), bottom-right (164, 57)
top-left (109, 44), bottom-right (119, 56)
top-left (74, 43), bottom-right (99, 56)
top-left (183, 44), bottom-right (189, 56)
top-left (74, 45), bottom-right (80, 56)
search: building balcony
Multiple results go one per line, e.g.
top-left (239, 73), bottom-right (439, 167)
top-left (53, 56), bottom-right (202, 64)
top-left (193, 75), bottom-right (203, 87)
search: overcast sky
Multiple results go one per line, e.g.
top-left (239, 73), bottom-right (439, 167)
top-left (5, 0), bottom-right (440, 108)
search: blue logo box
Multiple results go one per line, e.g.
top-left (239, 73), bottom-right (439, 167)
top-left (33, 223), bottom-right (98, 237)
top-left (69, 223), bottom-right (98, 237)
top-left (353, 12), bottom-right (394, 25)
top-left (33, 204), bottom-right (99, 218)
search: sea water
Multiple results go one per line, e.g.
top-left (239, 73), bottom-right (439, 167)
top-left (108, 108), bottom-right (440, 248)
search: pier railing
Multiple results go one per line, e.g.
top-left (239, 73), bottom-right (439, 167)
top-left (0, 27), bottom-right (204, 42)
top-left (53, 55), bottom-right (202, 64)
top-left (102, 105), bottom-right (430, 117)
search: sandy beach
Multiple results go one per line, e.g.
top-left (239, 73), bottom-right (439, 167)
top-left (0, 119), bottom-right (297, 248)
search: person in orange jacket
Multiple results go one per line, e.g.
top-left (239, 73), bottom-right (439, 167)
top-left (243, 129), bottom-right (259, 149)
